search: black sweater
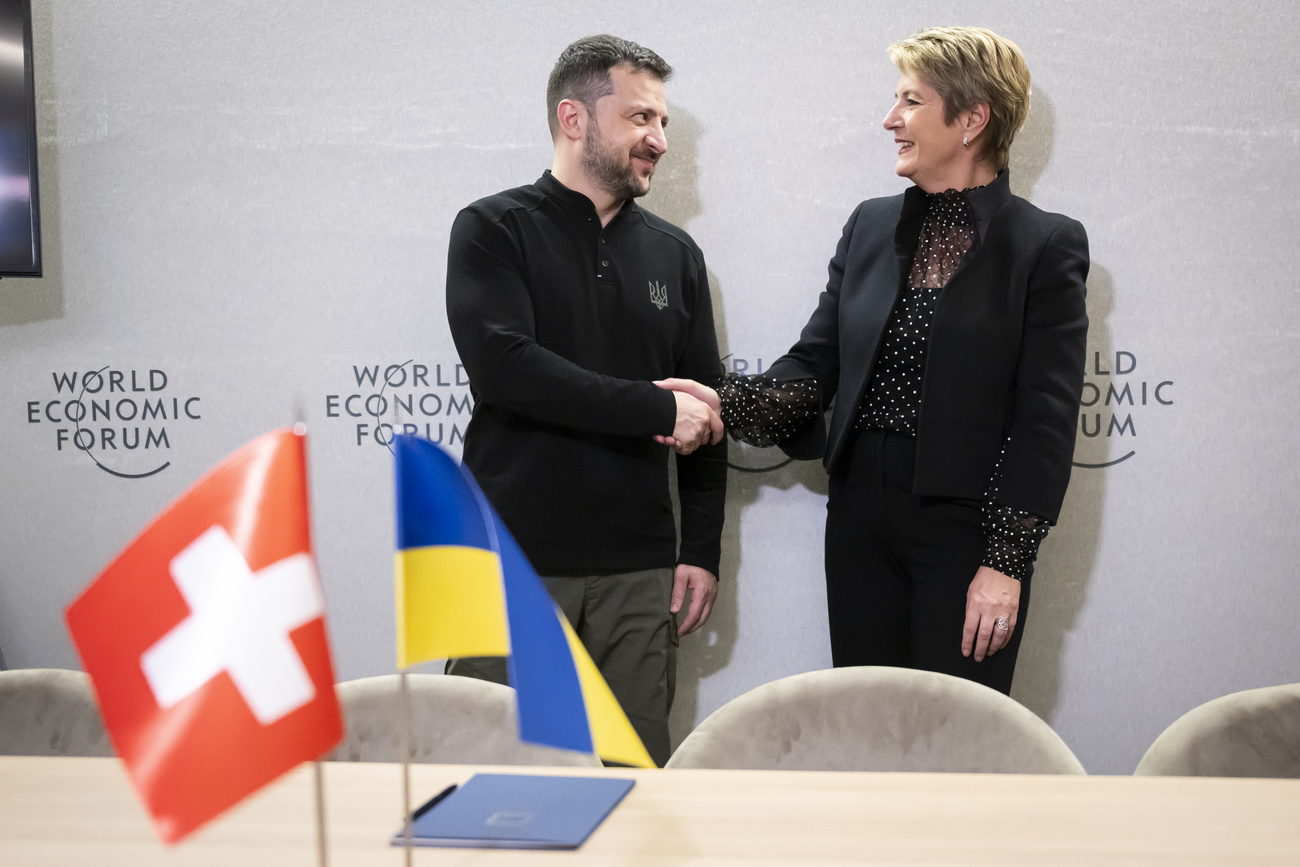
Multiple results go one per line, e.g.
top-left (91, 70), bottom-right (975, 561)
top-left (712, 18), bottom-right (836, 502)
top-left (446, 172), bottom-right (727, 576)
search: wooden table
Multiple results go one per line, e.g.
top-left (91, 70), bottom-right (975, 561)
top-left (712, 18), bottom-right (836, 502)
top-left (3, 756), bottom-right (1299, 865)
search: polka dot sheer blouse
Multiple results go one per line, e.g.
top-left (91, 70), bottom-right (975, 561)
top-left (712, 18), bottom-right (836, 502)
top-left (716, 186), bottom-right (1049, 581)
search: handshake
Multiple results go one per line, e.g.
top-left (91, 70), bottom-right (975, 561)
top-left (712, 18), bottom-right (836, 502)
top-left (653, 378), bottom-right (723, 455)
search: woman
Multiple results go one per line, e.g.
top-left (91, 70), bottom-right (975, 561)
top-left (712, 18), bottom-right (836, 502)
top-left (659, 26), bottom-right (1088, 693)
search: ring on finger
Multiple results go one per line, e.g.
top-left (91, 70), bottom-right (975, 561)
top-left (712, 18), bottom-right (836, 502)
top-left (995, 617), bottom-right (1011, 632)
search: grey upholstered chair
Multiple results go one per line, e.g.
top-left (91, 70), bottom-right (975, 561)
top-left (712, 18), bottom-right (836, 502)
top-left (667, 666), bottom-right (1085, 774)
top-left (326, 673), bottom-right (600, 766)
top-left (1134, 683), bottom-right (1300, 777)
top-left (0, 668), bottom-right (114, 757)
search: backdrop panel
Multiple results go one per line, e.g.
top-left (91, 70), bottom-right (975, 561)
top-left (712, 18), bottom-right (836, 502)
top-left (2, 0), bottom-right (1297, 773)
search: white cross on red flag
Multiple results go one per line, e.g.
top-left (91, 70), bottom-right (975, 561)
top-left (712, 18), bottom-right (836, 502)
top-left (66, 428), bottom-right (342, 844)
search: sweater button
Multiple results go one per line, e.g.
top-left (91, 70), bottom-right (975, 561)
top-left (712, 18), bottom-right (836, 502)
top-left (601, 259), bottom-right (610, 267)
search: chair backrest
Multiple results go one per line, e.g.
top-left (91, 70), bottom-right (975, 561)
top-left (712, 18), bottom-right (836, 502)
top-left (0, 668), bottom-right (114, 757)
top-left (1134, 683), bottom-right (1300, 777)
top-left (327, 673), bottom-right (600, 766)
top-left (667, 666), bottom-right (1085, 774)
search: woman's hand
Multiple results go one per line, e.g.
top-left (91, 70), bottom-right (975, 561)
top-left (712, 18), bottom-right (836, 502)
top-left (654, 378), bottom-right (721, 414)
top-left (961, 566), bottom-right (1020, 662)
top-left (653, 379), bottom-right (723, 451)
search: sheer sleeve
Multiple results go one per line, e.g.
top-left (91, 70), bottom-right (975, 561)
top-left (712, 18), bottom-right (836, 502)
top-left (982, 436), bottom-right (1051, 581)
top-left (716, 373), bottom-right (820, 447)
top-left (981, 503), bottom-right (1050, 581)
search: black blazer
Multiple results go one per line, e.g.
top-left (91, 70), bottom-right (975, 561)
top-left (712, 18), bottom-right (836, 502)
top-left (769, 172), bottom-right (1089, 524)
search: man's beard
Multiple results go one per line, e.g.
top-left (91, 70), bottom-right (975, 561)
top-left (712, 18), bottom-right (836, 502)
top-left (581, 118), bottom-right (653, 201)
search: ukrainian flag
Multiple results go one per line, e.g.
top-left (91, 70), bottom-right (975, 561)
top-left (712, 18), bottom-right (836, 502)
top-left (393, 434), bottom-right (654, 768)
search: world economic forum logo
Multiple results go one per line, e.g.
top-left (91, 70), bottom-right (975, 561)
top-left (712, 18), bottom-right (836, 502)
top-left (25, 366), bottom-right (203, 479)
top-left (1072, 349), bottom-right (1173, 469)
top-left (322, 360), bottom-right (474, 452)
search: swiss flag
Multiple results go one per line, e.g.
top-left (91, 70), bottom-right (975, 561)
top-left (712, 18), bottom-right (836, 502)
top-left (66, 428), bottom-right (343, 843)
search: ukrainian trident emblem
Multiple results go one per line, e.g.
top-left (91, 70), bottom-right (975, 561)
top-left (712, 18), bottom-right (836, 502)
top-left (648, 280), bottom-right (668, 310)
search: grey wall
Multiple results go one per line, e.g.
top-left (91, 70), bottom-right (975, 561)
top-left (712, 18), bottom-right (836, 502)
top-left (2, 1), bottom-right (1298, 774)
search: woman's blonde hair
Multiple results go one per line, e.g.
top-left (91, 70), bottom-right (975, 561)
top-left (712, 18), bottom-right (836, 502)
top-left (887, 26), bottom-right (1030, 173)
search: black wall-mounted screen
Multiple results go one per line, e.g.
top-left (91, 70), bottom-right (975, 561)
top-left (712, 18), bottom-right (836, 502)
top-left (0, 0), bottom-right (39, 277)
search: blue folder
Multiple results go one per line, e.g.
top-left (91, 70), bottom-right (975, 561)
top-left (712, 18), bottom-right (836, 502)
top-left (392, 773), bottom-right (636, 849)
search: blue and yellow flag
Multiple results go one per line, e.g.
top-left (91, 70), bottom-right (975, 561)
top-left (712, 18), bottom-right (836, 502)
top-left (393, 434), bottom-right (654, 768)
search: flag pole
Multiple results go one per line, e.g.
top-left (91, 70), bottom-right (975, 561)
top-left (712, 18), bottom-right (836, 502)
top-left (393, 395), bottom-right (413, 866)
top-left (401, 667), bottom-right (413, 866)
top-left (294, 413), bottom-right (331, 867)
top-left (313, 762), bottom-right (328, 867)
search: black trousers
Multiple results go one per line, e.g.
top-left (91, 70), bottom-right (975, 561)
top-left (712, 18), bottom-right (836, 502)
top-left (824, 430), bottom-right (1030, 694)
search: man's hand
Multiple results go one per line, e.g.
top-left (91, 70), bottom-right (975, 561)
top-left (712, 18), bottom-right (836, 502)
top-left (671, 564), bottom-right (718, 636)
top-left (653, 383), bottom-right (722, 453)
top-left (961, 566), bottom-right (1021, 662)
top-left (658, 390), bottom-right (723, 454)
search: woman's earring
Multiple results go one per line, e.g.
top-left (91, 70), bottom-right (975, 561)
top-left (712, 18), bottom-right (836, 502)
top-left (962, 135), bottom-right (969, 147)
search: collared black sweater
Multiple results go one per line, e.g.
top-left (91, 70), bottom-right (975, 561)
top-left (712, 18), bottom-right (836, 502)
top-left (446, 172), bottom-right (727, 577)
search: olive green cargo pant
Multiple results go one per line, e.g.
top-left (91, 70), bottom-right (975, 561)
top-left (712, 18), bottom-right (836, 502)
top-left (445, 567), bottom-right (677, 766)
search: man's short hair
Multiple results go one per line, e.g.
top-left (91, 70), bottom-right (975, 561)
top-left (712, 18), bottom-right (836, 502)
top-left (546, 35), bottom-right (673, 139)
top-left (887, 26), bottom-right (1031, 173)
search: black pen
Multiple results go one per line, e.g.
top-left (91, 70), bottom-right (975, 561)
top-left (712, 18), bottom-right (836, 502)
top-left (410, 784), bottom-right (458, 821)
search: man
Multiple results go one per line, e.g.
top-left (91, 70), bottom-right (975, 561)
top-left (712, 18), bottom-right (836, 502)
top-left (444, 35), bottom-right (727, 766)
